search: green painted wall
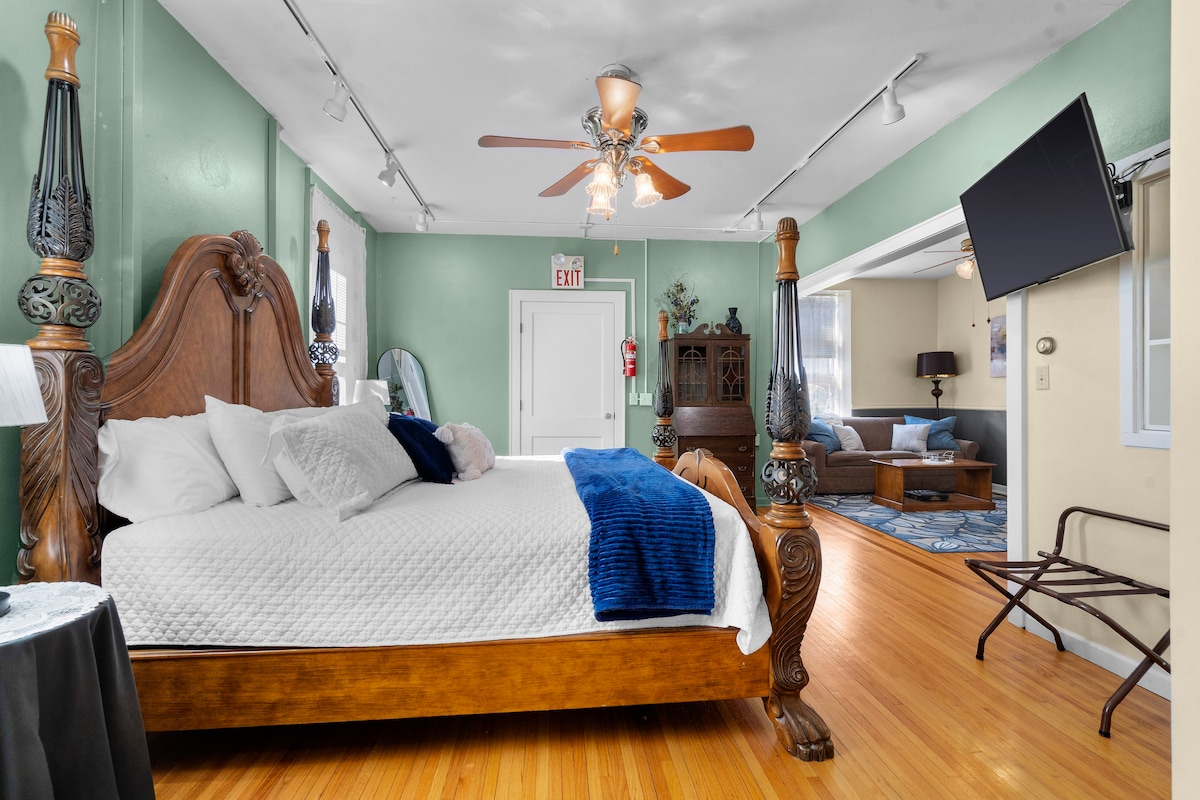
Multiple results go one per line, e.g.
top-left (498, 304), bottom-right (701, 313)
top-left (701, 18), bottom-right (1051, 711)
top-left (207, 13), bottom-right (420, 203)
top-left (371, 234), bottom-right (769, 460)
top-left (0, 0), bottom-right (372, 582)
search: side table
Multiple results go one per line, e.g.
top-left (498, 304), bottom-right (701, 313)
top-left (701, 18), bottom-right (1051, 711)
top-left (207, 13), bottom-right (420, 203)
top-left (0, 581), bottom-right (155, 800)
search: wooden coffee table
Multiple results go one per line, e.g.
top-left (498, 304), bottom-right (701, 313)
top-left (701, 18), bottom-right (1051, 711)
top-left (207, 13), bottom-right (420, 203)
top-left (870, 457), bottom-right (996, 512)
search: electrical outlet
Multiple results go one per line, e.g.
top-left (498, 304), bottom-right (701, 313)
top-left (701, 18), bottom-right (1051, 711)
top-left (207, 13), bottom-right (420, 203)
top-left (1035, 364), bottom-right (1050, 390)
top-left (639, 392), bottom-right (653, 406)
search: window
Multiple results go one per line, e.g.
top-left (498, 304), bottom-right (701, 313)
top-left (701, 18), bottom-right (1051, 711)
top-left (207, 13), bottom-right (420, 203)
top-left (797, 290), bottom-right (852, 416)
top-left (1119, 150), bottom-right (1170, 448)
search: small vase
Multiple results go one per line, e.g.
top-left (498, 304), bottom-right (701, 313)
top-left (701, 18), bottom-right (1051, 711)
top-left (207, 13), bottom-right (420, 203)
top-left (677, 322), bottom-right (689, 334)
top-left (725, 307), bottom-right (742, 334)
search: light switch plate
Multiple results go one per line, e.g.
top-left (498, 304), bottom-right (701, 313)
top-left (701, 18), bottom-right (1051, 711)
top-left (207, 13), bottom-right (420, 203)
top-left (639, 392), bottom-right (653, 405)
top-left (1035, 364), bottom-right (1050, 390)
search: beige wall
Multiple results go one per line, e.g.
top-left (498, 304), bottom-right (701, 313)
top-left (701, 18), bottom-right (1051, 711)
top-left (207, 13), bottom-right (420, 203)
top-left (1171, 2), bottom-right (1198, 795)
top-left (832, 279), bottom-right (939, 409)
top-left (1024, 255), bottom-right (1171, 677)
top-left (935, 273), bottom-right (1007, 411)
top-left (833, 276), bottom-right (1006, 413)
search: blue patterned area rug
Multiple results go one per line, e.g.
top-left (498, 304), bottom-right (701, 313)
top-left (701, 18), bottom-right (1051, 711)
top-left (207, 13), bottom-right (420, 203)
top-left (807, 493), bottom-right (1007, 553)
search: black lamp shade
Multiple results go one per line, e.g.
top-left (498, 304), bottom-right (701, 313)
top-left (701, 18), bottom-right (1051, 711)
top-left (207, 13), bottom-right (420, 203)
top-left (916, 351), bottom-right (957, 379)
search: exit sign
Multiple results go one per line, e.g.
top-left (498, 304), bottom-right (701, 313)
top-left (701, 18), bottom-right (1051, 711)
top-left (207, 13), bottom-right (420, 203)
top-left (551, 255), bottom-right (584, 289)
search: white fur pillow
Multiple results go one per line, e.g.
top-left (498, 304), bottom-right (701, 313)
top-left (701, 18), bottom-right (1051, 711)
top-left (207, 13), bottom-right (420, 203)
top-left (831, 423), bottom-right (865, 452)
top-left (98, 413), bottom-right (236, 522)
top-left (205, 395), bottom-right (334, 506)
top-left (265, 401), bottom-right (417, 520)
top-left (434, 422), bottom-right (496, 481)
top-left (892, 423), bottom-right (931, 452)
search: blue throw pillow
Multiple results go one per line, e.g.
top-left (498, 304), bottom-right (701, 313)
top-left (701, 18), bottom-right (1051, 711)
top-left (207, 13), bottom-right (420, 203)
top-left (387, 414), bottom-right (456, 483)
top-left (905, 415), bottom-right (960, 451)
top-left (806, 418), bottom-right (842, 452)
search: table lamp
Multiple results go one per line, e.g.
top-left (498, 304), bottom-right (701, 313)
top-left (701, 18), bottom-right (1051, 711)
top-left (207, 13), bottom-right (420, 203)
top-left (1, 344), bottom-right (47, 616)
top-left (916, 351), bottom-right (957, 420)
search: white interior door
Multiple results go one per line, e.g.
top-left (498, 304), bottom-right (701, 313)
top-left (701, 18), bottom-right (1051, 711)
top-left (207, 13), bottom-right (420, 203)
top-left (509, 290), bottom-right (626, 455)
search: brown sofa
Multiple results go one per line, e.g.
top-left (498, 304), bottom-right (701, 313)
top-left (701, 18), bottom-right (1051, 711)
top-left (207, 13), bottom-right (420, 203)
top-left (803, 416), bottom-right (980, 495)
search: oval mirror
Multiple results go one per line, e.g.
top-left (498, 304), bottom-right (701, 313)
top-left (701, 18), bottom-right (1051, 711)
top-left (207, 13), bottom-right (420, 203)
top-left (377, 348), bottom-right (431, 420)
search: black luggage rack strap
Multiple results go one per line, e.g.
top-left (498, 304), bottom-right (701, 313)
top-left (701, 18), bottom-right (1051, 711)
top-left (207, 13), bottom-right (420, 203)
top-left (965, 505), bottom-right (1169, 738)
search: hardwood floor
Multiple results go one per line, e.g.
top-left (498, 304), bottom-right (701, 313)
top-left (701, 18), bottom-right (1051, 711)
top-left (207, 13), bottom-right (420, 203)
top-left (147, 506), bottom-right (1170, 798)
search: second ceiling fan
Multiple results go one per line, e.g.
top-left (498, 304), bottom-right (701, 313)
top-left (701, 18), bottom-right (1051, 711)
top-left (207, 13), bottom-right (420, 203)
top-left (478, 64), bottom-right (754, 217)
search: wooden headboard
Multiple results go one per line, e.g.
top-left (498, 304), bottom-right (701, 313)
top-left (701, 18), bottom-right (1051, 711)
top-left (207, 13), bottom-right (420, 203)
top-left (19, 230), bottom-right (333, 583)
top-left (103, 231), bottom-right (331, 421)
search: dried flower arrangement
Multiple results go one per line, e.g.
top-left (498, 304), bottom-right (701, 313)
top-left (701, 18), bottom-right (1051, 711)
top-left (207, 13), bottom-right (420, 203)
top-left (660, 278), bottom-right (699, 329)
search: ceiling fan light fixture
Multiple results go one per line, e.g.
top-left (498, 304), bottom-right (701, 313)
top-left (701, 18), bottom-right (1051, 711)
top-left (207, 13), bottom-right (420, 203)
top-left (632, 172), bottom-right (662, 207)
top-left (586, 192), bottom-right (614, 219)
top-left (956, 258), bottom-right (975, 279)
top-left (323, 81), bottom-right (351, 122)
top-left (881, 82), bottom-right (905, 125)
top-left (378, 157), bottom-right (399, 187)
top-left (586, 161), bottom-right (619, 200)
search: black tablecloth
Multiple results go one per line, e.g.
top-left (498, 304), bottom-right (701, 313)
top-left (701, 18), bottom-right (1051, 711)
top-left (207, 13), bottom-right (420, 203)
top-left (0, 583), bottom-right (155, 799)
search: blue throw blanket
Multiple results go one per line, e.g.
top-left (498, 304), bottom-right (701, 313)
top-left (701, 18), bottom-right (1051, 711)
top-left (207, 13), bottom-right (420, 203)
top-left (563, 448), bottom-right (715, 621)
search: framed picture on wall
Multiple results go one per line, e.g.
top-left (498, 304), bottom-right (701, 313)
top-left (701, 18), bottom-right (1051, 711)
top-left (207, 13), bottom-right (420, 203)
top-left (990, 316), bottom-right (1007, 377)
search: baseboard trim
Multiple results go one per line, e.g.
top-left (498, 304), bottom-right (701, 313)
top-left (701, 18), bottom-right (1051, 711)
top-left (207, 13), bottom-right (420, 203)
top-left (1012, 612), bottom-right (1170, 700)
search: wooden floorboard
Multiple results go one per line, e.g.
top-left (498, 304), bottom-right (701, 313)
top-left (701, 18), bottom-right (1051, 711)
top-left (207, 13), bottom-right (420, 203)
top-left (147, 505), bottom-right (1170, 798)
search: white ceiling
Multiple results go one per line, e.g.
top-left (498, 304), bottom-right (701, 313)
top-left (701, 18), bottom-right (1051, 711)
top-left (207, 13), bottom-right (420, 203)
top-left (158, 0), bottom-right (1127, 269)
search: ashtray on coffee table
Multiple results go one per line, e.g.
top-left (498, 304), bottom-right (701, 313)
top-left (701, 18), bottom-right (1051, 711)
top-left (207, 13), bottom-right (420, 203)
top-left (870, 457), bottom-right (996, 512)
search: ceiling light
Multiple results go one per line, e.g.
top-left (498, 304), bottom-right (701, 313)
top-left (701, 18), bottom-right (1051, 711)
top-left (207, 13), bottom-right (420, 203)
top-left (632, 172), bottom-right (662, 207)
top-left (415, 211), bottom-right (429, 232)
top-left (586, 161), bottom-right (618, 200)
top-left (378, 157), bottom-right (399, 187)
top-left (750, 208), bottom-right (763, 231)
top-left (881, 82), bottom-right (905, 125)
top-left (322, 80), bottom-right (350, 122)
top-left (586, 192), bottom-right (614, 219)
top-left (956, 258), bottom-right (975, 279)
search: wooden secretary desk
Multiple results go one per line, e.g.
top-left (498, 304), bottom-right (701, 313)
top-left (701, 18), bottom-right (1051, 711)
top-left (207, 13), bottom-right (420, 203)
top-left (672, 324), bottom-right (757, 506)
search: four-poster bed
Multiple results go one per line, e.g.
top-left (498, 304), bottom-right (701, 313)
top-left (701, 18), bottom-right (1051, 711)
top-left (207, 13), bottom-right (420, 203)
top-left (13, 13), bottom-right (832, 762)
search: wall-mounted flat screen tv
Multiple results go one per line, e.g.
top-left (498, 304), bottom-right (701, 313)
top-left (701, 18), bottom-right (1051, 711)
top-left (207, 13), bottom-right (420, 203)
top-left (960, 93), bottom-right (1132, 302)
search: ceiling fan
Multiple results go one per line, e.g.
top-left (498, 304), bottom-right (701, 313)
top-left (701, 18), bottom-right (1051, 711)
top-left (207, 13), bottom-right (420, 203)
top-left (477, 64), bottom-right (754, 217)
top-left (914, 237), bottom-right (976, 279)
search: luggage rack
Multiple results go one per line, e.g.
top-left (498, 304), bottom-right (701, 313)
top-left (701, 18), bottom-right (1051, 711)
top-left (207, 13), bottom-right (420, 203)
top-left (965, 506), bottom-right (1169, 737)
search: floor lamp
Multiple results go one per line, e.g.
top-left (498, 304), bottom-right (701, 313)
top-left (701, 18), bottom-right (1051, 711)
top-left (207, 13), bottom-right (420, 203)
top-left (916, 351), bottom-right (957, 420)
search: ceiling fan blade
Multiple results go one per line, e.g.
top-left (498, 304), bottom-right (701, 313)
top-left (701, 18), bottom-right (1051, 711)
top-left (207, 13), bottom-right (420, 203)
top-left (478, 135), bottom-right (591, 150)
top-left (630, 157), bottom-right (690, 200)
top-left (596, 75), bottom-right (641, 136)
top-left (639, 125), bottom-right (755, 154)
top-left (538, 161), bottom-right (598, 197)
top-left (913, 255), bottom-right (968, 273)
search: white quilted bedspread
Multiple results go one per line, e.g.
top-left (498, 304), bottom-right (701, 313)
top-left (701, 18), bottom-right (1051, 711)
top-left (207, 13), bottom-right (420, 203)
top-left (102, 456), bottom-right (771, 654)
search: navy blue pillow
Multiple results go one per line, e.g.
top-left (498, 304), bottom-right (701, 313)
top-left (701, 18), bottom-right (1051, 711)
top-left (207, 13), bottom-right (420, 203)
top-left (387, 414), bottom-right (456, 483)
top-left (904, 415), bottom-right (960, 451)
top-left (806, 418), bottom-right (841, 452)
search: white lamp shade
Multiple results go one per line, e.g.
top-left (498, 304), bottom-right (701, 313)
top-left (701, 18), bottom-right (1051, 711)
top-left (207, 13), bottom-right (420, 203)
top-left (0, 344), bottom-right (48, 426)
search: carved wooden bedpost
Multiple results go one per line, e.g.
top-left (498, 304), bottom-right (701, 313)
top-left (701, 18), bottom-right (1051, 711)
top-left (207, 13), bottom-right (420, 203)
top-left (309, 219), bottom-right (339, 405)
top-left (651, 310), bottom-right (677, 468)
top-left (17, 13), bottom-right (103, 584)
top-left (758, 217), bottom-right (833, 760)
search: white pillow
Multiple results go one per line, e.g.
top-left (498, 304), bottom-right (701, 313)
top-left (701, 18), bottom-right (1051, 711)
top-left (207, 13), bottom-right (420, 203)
top-left (98, 413), bottom-right (237, 522)
top-left (265, 401), bottom-right (417, 520)
top-left (892, 423), bottom-right (931, 452)
top-left (831, 423), bottom-right (865, 452)
top-left (434, 422), bottom-right (496, 481)
top-left (204, 396), bottom-right (334, 507)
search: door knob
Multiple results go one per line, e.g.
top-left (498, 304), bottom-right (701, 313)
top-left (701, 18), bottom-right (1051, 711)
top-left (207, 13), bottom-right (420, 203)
top-left (604, 413), bottom-right (613, 419)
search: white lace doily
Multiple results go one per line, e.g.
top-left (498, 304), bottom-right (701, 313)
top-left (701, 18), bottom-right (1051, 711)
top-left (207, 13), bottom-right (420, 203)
top-left (0, 582), bottom-right (110, 645)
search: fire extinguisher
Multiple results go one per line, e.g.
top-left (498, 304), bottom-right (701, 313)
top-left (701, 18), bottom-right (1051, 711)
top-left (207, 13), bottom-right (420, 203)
top-left (621, 336), bottom-right (638, 377)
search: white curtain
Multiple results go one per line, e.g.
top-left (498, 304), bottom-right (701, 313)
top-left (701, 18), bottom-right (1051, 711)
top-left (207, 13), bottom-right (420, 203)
top-left (796, 291), bottom-right (852, 416)
top-left (310, 187), bottom-right (367, 404)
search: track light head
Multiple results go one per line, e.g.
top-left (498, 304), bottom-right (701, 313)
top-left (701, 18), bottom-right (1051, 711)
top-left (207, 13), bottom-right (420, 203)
top-left (750, 208), bottom-right (763, 232)
top-left (323, 81), bottom-right (351, 122)
top-left (378, 158), bottom-right (399, 187)
top-left (881, 82), bottom-right (905, 125)
top-left (415, 211), bottom-right (429, 232)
